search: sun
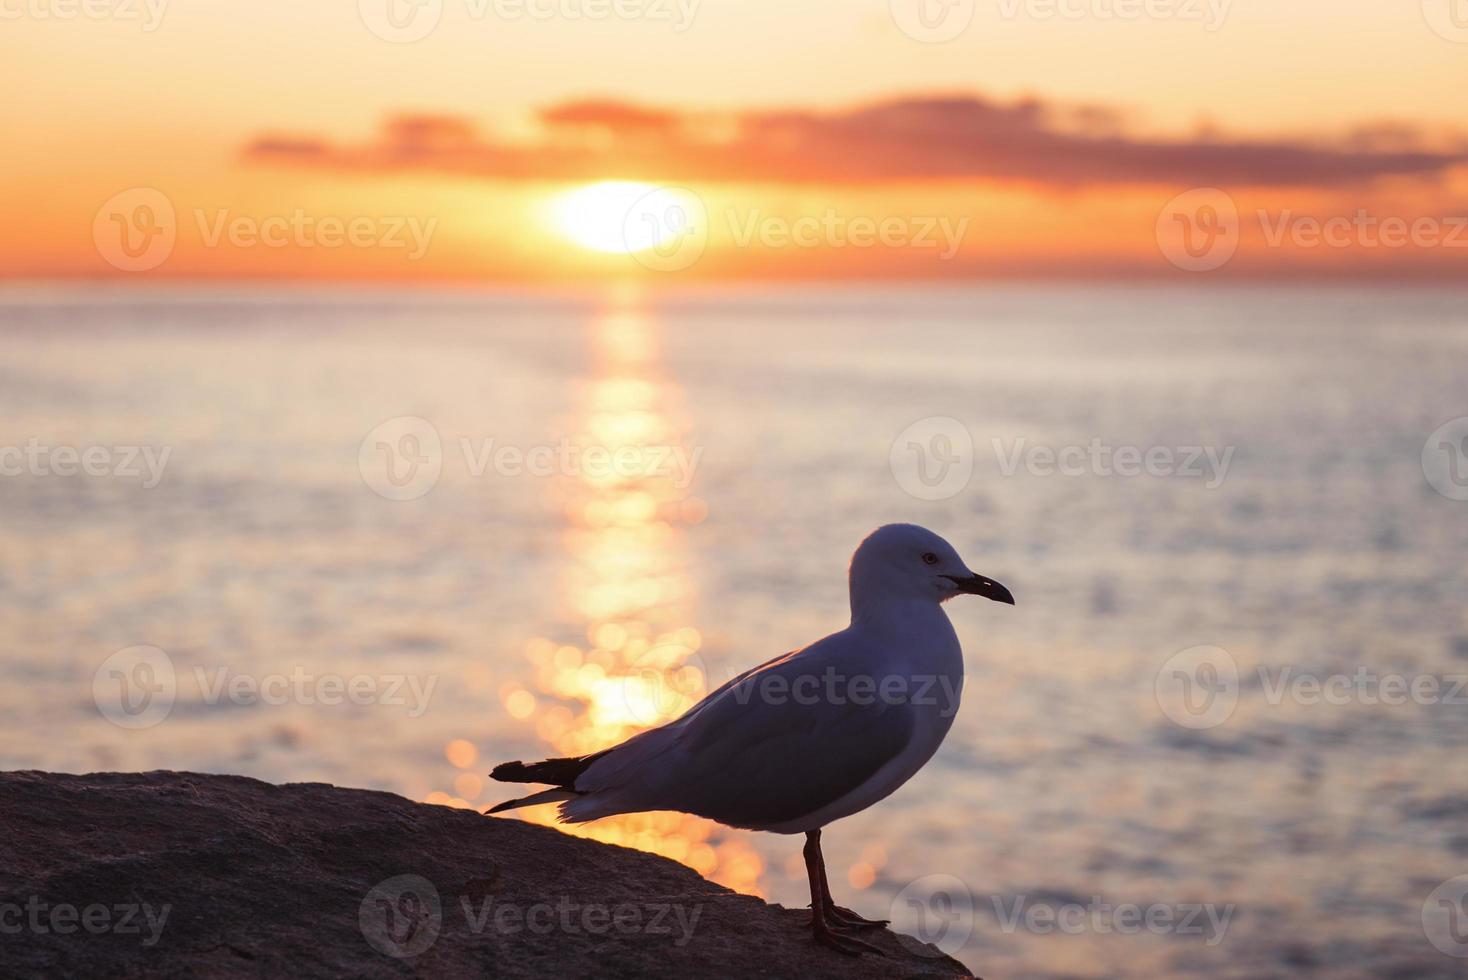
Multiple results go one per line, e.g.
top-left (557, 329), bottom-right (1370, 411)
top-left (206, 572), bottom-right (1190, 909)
top-left (552, 181), bottom-right (685, 255)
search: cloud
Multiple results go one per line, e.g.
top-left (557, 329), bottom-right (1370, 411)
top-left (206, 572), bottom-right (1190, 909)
top-left (243, 94), bottom-right (1464, 188)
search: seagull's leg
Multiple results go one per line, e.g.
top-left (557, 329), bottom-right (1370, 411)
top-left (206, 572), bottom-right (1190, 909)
top-left (813, 832), bottom-right (890, 930)
top-left (803, 830), bottom-right (885, 956)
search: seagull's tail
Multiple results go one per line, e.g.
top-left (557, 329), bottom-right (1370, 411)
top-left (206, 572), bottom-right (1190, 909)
top-left (486, 787), bottom-right (577, 814)
top-left (486, 749), bottom-right (612, 815)
top-left (489, 751), bottom-right (609, 787)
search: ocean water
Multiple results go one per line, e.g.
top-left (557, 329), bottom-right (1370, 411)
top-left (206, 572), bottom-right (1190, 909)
top-left (2, 283), bottom-right (1466, 978)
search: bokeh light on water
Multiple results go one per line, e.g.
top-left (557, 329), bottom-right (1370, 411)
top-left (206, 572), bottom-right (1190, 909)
top-left (426, 302), bottom-right (763, 895)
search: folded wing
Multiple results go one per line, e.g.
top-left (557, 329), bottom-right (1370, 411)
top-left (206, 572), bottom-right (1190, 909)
top-left (563, 633), bottom-right (914, 830)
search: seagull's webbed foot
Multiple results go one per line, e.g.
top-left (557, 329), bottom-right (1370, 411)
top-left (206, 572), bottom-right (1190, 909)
top-left (828, 905), bottom-right (890, 930)
top-left (805, 903), bottom-right (888, 932)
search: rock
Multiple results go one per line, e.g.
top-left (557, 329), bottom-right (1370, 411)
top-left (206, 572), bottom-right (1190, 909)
top-left (0, 771), bottom-right (974, 979)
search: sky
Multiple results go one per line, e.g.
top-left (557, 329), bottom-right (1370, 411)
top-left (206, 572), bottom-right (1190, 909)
top-left (4, 0), bottom-right (1466, 281)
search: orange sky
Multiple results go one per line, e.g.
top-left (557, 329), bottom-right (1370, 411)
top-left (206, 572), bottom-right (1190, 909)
top-left (4, 0), bottom-right (1466, 282)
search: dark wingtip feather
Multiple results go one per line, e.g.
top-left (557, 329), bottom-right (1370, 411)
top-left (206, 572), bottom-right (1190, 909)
top-left (489, 750), bottom-right (612, 787)
top-left (489, 761), bottom-right (530, 783)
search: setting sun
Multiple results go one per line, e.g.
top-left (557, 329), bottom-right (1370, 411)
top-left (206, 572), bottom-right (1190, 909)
top-left (553, 181), bottom-right (684, 255)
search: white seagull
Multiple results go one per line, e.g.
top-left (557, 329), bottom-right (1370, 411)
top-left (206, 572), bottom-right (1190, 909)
top-left (489, 523), bottom-right (1014, 954)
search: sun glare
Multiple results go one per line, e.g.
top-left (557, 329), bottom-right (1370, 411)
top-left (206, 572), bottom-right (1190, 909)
top-left (553, 181), bottom-right (681, 254)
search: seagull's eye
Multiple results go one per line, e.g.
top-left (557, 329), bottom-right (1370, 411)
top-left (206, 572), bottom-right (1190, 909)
top-left (922, 552), bottom-right (939, 565)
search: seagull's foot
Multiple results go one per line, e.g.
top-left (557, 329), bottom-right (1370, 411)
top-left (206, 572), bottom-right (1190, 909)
top-left (806, 903), bottom-right (889, 933)
top-left (811, 918), bottom-right (886, 956)
top-left (829, 905), bottom-right (889, 930)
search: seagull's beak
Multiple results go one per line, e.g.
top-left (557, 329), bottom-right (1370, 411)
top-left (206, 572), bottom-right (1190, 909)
top-left (944, 573), bottom-right (1016, 605)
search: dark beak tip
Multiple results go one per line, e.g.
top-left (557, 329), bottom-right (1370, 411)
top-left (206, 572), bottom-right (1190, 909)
top-left (952, 574), bottom-right (1014, 605)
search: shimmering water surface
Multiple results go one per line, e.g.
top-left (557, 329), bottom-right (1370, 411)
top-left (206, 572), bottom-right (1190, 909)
top-left (3, 284), bottom-right (1467, 978)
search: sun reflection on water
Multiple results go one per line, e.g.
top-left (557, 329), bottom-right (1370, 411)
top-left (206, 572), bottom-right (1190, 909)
top-left (431, 301), bottom-right (763, 896)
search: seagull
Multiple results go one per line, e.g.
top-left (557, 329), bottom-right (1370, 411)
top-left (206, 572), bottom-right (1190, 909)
top-left (489, 523), bottom-right (1014, 954)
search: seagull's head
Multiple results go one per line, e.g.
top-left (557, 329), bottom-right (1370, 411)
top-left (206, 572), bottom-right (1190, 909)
top-left (849, 523), bottom-right (1015, 608)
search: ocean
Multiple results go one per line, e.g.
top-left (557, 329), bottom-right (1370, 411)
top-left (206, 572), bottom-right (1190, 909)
top-left (2, 283), bottom-right (1466, 978)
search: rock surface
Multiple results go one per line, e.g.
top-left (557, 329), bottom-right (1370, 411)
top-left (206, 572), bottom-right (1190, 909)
top-left (0, 771), bottom-right (974, 978)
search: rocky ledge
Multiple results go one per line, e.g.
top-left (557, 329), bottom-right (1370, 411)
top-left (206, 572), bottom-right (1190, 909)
top-left (0, 770), bottom-right (973, 978)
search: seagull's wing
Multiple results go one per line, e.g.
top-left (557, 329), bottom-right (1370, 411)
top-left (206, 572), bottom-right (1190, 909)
top-left (672, 665), bottom-right (915, 829)
top-left (567, 632), bottom-right (914, 829)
